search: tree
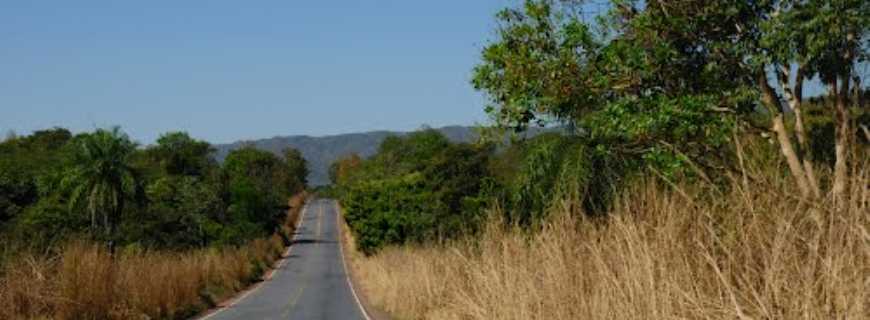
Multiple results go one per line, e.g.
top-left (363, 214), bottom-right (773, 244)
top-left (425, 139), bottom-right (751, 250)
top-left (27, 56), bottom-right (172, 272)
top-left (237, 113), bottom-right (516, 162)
top-left (376, 130), bottom-right (451, 174)
top-left (472, 0), bottom-right (600, 131)
top-left (422, 142), bottom-right (494, 237)
top-left (61, 127), bottom-right (139, 251)
top-left (329, 153), bottom-right (362, 185)
top-left (473, 0), bottom-right (752, 176)
top-left (282, 148), bottom-right (309, 192)
top-left (135, 176), bottom-right (223, 248)
top-left (0, 128), bottom-right (74, 225)
top-left (336, 130), bottom-right (496, 252)
top-left (757, 0), bottom-right (869, 205)
top-left (147, 132), bottom-right (216, 177)
top-left (222, 147), bottom-right (292, 236)
top-left (475, 0), bottom-right (868, 206)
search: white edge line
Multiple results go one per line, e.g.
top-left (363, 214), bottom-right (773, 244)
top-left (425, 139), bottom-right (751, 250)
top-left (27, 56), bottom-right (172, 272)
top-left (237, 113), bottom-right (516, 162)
top-left (336, 201), bottom-right (374, 320)
top-left (197, 200), bottom-right (309, 320)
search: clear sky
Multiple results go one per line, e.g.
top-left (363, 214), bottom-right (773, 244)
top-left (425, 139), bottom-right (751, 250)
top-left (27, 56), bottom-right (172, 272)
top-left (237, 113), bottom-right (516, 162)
top-left (1, 1), bottom-right (518, 144)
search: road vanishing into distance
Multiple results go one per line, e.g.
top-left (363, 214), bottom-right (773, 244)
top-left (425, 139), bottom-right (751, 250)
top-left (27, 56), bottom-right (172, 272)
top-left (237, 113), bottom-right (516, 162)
top-left (200, 199), bottom-right (370, 320)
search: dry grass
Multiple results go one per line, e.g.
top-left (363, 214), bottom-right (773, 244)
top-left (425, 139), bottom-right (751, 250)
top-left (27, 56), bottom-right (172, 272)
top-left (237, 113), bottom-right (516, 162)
top-left (0, 193), bottom-right (307, 320)
top-left (349, 169), bottom-right (869, 319)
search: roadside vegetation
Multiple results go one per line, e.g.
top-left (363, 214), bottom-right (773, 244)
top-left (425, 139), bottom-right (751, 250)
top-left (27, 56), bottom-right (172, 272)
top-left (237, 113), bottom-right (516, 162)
top-left (0, 127), bottom-right (309, 319)
top-left (349, 160), bottom-right (867, 320)
top-left (335, 0), bottom-right (869, 319)
top-left (330, 130), bottom-right (494, 254)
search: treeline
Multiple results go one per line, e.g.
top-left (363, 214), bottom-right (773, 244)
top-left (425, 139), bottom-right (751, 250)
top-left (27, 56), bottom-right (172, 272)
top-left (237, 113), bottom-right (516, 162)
top-left (330, 128), bottom-right (638, 253)
top-left (330, 130), bottom-right (493, 253)
top-left (334, 104), bottom-right (867, 255)
top-left (0, 127), bottom-right (308, 254)
top-left (333, 0), bottom-right (868, 255)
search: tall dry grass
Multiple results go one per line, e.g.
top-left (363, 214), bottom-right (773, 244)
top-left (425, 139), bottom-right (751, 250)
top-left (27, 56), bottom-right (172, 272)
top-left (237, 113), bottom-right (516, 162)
top-left (0, 193), bottom-right (307, 320)
top-left (348, 167), bottom-right (869, 319)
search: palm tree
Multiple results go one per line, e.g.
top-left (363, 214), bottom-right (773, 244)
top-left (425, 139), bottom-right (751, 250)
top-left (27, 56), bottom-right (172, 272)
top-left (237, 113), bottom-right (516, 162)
top-left (62, 127), bottom-right (139, 251)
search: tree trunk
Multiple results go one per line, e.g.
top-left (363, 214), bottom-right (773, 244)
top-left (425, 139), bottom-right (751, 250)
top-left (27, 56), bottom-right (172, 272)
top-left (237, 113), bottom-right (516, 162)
top-left (760, 70), bottom-right (814, 198)
top-left (781, 66), bottom-right (821, 198)
top-left (107, 195), bottom-right (123, 255)
top-left (772, 114), bottom-right (815, 198)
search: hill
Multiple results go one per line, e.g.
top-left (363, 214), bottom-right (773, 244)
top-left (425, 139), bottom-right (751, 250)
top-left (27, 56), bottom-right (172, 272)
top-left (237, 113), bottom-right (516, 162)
top-left (214, 126), bottom-right (481, 186)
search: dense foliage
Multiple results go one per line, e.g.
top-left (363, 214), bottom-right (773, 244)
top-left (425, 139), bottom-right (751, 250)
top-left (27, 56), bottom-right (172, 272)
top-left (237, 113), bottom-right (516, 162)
top-left (335, 0), bottom-right (868, 254)
top-left (0, 127), bottom-right (308, 253)
top-left (334, 128), bottom-right (638, 253)
top-left (334, 130), bottom-right (494, 254)
top-left (472, 0), bottom-right (867, 202)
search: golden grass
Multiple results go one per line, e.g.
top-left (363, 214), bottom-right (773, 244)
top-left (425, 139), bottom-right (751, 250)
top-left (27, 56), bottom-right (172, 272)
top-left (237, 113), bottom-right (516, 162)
top-left (348, 169), bottom-right (869, 319)
top-left (0, 193), bottom-right (307, 320)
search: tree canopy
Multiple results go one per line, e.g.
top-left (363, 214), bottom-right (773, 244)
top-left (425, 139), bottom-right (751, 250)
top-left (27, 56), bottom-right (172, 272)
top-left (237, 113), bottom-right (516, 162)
top-left (0, 127), bottom-right (310, 251)
top-left (473, 0), bottom-right (868, 201)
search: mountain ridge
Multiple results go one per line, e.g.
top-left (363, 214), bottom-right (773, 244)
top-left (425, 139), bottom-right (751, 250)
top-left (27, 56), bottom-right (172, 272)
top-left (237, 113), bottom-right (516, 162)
top-left (214, 125), bottom-right (481, 186)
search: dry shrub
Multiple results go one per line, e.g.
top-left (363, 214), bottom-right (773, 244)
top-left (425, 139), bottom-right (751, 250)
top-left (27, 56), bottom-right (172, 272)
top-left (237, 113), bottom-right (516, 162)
top-left (350, 168), bottom-right (869, 319)
top-left (0, 192), bottom-right (306, 320)
top-left (0, 255), bottom-right (56, 319)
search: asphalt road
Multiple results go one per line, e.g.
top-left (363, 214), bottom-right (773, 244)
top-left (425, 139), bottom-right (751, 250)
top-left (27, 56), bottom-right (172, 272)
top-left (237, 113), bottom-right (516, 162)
top-left (200, 199), bottom-right (369, 320)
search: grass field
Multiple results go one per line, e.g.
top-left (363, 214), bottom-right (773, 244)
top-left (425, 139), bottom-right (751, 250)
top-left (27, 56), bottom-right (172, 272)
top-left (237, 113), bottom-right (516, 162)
top-left (0, 193), bottom-right (307, 320)
top-left (349, 167), bottom-right (869, 319)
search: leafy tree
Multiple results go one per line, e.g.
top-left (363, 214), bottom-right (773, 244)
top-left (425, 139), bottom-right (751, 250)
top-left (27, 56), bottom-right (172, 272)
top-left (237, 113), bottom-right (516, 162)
top-left (473, 0), bottom-right (748, 178)
top-left (755, 0), bottom-right (869, 205)
top-left (0, 126), bottom-right (309, 252)
top-left (61, 127), bottom-right (140, 250)
top-left (474, 0), bottom-right (868, 208)
top-left (222, 147), bottom-right (292, 238)
top-left (375, 129), bottom-right (451, 174)
top-left (329, 153), bottom-right (362, 185)
top-left (147, 132), bottom-right (217, 178)
top-left (342, 172), bottom-right (437, 254)
top-left (422, 142), bottom-right (494, 237)
top-left (0, 128), bottom-right (73, 225)
top-left (336, 130), bottom-right (497, 252)
top-left (471, 0), bottom-right (600, 131)
top-left (130, 176), bottom-right (223, 248)
top-left (283, 148), bottom-right (309, 193)
top-left (14, 194), bottom-right (88, 249)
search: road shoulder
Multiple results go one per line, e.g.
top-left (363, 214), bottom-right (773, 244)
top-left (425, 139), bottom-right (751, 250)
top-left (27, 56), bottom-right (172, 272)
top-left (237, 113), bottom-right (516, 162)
top-left (335, 202), bottom-right (393, 320)
top-left (194, 196), bottom-right (309, 320)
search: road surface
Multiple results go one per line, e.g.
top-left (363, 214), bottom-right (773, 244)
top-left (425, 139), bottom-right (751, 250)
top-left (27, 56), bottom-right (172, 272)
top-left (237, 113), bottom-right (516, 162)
top-left (201, 199), bottom-right (369, 320)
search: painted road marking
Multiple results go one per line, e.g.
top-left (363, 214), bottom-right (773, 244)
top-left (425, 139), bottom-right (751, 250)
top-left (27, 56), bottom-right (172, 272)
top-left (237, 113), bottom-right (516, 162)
top-left (335, 202), bottom-right (373, 320)
top-left (197, 201), bottom-right (309, 320)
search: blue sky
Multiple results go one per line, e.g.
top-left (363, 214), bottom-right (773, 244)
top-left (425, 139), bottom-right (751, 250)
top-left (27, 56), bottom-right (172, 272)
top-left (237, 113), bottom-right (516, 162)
top-left (1, 1), bottom-right (519, 144)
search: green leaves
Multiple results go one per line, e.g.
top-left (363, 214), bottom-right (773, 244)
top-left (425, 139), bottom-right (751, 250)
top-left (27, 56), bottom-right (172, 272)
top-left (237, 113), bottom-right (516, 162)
top-left (335, 130), bottom-right (494, 254)
top-left (282, 148), bottom-right (309, 193)
top-left (1, 127), bottom-right (311, 252)
top-left (473, 0), bottom-right (761, 185)
top-left (221, 146), bottom-right (303, 240)
top-left (342, 173), bottom-right (437, 254)
top-left (148, 132), bottom-right (217, 178)
top-left (760, 0), bottom-right (868, 85)
top-left (473, 0), bottom-right (599, 131)
top-left (62, 127), bottom-right (139, 238)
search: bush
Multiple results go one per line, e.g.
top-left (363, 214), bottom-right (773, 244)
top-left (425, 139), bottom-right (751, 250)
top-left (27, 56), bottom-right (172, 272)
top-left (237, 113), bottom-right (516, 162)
top-left (342, 173), bottom-right (437, 254)
top-left (337, 130), bottom-right (494, 253)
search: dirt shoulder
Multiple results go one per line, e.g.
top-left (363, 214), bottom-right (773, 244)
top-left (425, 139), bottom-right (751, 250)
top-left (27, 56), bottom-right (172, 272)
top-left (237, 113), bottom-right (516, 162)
top-left (336, 202), bottom-right (393, 320)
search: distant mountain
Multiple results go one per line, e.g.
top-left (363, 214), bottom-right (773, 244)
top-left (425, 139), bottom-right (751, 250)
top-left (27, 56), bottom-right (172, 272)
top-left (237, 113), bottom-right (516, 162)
top-left (214, 126), bottom-right (481, 186)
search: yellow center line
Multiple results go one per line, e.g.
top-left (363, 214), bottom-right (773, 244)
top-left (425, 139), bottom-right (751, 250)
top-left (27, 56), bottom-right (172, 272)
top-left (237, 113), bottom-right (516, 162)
top-left (282, 202), bottom-right (316, 318)
top-left (283, 277), bottom-right (308, 317)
